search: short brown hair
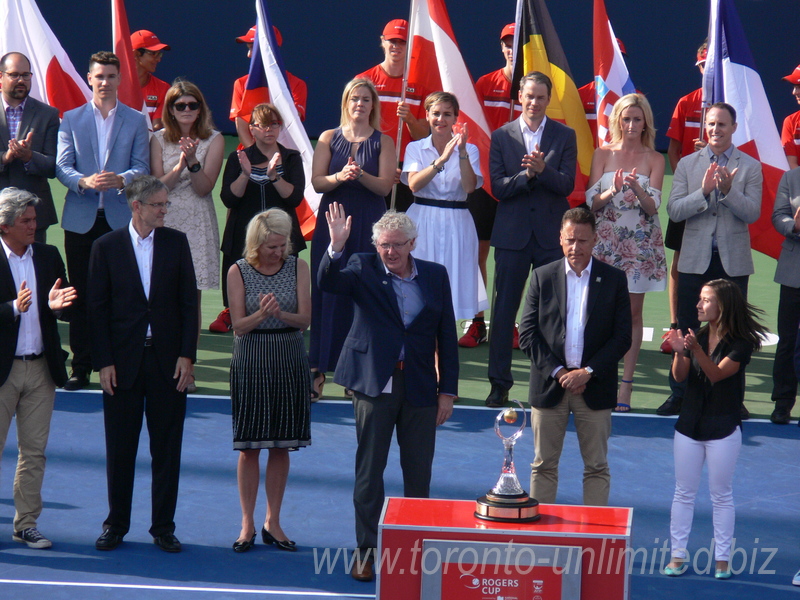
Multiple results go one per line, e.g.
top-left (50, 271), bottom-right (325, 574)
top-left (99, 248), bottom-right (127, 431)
top-left (89, 51), bottom-right (119, 71)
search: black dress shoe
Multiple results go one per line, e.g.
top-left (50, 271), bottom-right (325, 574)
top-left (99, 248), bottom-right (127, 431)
top-left (95, 529), bottom-right (123, 551)
top-left (770, 407), bottom-right (790, 424)
top-left (656, 395), bottom-right (682, 416)
top-left (233, 532), bottom-right (256, 553)
top-left (261, 526), bottom-right (296, 552)
top-left (153, 532), bottom-right (182, 553)
top-left (63, 370), bottom-right (90, 391)
top-left (485, 384), bottom-right (509, 408)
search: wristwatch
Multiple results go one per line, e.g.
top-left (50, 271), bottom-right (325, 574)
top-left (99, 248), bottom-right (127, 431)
top-left (584, 366), bottom-right (594, 377)
top-left (188, 162), bottom-right (202, 173)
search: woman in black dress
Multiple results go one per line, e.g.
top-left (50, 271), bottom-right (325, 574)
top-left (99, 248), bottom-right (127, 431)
top-left (228, 209), bottom-right (311, 553)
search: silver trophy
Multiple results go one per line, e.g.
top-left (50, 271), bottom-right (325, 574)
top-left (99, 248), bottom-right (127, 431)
top-left (475, 400), bottom-right (540, 522)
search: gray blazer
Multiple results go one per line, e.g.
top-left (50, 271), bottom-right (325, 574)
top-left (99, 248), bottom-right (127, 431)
top-left (667, 146), bottom-right (762, 277)
top-left (772, 167), bottom-right (800, 288)
top-left (0, 97), bottom-right (60, 229)
top-left (489, 117), bottom-right (577, 251)
top-left (56, 101), bottom-right (149, 234)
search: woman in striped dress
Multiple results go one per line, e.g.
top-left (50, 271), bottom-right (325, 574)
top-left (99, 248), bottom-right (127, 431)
top-left (227, 209), bottom-right (311, 553)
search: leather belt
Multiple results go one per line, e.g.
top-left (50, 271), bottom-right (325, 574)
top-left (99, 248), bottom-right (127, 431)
top-left (14, 353), bottom-right (43, 361)
top-left (144, 337), bottom-right (153, 347)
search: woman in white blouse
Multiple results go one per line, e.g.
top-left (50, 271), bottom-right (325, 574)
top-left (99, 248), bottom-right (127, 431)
top-left (402, 92), bottom-right (488, 320)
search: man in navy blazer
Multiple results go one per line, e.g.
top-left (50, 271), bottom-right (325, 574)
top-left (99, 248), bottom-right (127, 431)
top-left (0, 53), bottom-right (60, 243)
top-left (88, 176), bottom-right (197, 553)
top-left (318, 203), bottom-right (458, 582)
top-left (56, 51), bottom-right (149, 391)
top-left (519, 208), bottom-right (631, 506)
top-left (487, 71), bottom-right (577, 408)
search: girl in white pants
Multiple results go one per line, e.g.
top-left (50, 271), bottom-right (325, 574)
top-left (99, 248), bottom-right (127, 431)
top-left (663, 279), bottom-right (767, 579)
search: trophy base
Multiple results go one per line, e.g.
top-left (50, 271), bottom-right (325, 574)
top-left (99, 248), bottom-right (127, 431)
top-left (474, 493), bottom-right (541, 523)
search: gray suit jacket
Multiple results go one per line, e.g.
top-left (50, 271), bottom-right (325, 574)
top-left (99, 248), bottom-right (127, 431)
top-left (489, 117), bottom-right (577, 251)
top-left (772, 167), bottom-right (800, 288)
top-left (56, 101), bottom-right (149, 234)
top-left (667, 146), bottom-right (762, 277)
top-left (0, 97), bottom-right (60, 229)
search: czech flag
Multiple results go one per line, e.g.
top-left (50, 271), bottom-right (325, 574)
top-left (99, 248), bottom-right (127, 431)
top-left (511, 0), bottom-right (593, 206)
top-left (249, 0), bottom-right (320, 239)
top-left (703, 0), bottom-right (787, 259)
top-left (593, 0), bottom-right (635, 147)
top-left (406, 0), bottom-right (492, 196)
top-left (0, 0), bottom-right (90, 117)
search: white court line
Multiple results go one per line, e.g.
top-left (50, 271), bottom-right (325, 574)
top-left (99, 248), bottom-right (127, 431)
top-left (0, 579), bottom-right (374, 598)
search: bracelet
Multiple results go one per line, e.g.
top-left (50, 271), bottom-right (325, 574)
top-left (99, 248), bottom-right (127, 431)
top-left (459, 154), bottom-right (468, 160)
top-left (334, 172), bottom-right (341, 183)
top-left (430, 160), bottom-right (444, 173)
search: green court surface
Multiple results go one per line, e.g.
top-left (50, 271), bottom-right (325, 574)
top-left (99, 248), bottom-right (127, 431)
top-left (46, 137), bottom-right (793, 419)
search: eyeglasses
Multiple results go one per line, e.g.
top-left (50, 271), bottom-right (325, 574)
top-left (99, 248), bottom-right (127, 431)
top-left (1, 71), bottom-right (32, 81)
top-left (173, 101), bottom-right (201, 112)
top-left (377, 239), bottom-right (412, 251)
top-left (252, 121), bottom-right (282, 131)
top-left (140, 50), bottom-right (163, 58)
top-left (142, 201), bottom-right (171, 209)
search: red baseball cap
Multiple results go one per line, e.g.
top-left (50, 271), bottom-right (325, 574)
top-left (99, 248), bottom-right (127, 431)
top-left (500, 23), bottom-right (515, 40)
top-left (696, 47), bottom-right (708, 66)
top-left (236, 25), bottom-right (283, 47)
top-left (783, 65), bottom-right (800, 85)
top-left (131, 30), bottom-right (170, 52)
top-left (383, 19), bottom-right (408, 41)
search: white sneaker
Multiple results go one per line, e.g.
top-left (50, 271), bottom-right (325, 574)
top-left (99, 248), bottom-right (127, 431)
top-left (13, 527), bottom-right (52, 549)
top-left (792, 568), bottom-right (800, 586)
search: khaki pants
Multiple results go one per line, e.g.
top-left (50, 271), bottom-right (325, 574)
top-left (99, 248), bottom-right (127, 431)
top-left (530, 391), bottom-right (612, 506)
top-left (0, 357), bottom-right (56, 531)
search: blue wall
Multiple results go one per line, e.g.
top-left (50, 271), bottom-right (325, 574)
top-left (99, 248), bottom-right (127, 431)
top-left (35, 0), bottom-right (800, 152)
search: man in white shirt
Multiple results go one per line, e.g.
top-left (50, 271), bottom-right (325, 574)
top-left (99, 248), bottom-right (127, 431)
top-left (518, 208), bottom-right (631, 506)
top-left (0, 187), bottom-right (76, 548)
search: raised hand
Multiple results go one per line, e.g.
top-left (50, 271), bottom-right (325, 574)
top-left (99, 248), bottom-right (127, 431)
top-left (325, 201), bottom-right (352, 253)
top-left (16, 280), bottom-right (32, 313)
top-left (237, 148), bottom-right (252, 177)
top-left (48, 278), bottom-right (77, 311)
top-left (267, 151), bottom-right (282, 180)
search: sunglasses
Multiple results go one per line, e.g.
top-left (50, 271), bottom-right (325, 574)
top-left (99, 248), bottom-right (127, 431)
top-left (173, 101), bottom-right (201, 112)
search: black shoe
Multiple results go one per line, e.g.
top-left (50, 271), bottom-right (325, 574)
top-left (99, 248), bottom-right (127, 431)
top-left (261, 526), bottom-right (297, 551)
top-left (153, 532), bottom-right (182, 553)
top-left (63, 370), bottom-right (89, 391)
top-left (770, 406), bottom-right (791, 424)
top-left (233, 532), bottom-right (256, 553)
top-left (656, 395), bottom-right (682, 416)
top-left (485, 384), bottom-right (509, 408)
top-left (95, 529), bottom-right (124, 551)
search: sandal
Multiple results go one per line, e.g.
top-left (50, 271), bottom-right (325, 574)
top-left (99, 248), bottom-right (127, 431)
top-left (615, 379), bottom-right (633, 412)
top-left (310, 370), bottom-right (326, 402)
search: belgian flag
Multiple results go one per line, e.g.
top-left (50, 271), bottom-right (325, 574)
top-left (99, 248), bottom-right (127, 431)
top-left (511, 0), bottom-right (593, 205)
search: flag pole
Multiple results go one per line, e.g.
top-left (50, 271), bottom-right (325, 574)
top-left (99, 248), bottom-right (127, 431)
top-left (391, 0), bottom-right (415, 210)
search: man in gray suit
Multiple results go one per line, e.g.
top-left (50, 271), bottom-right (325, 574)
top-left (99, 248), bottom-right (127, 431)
top-left (0, 52), bottom-right (60, 243)
top-left (769, 168), bottom-right (800, 425)
top-left (662, 102), bottom-right (762, 416)
top-left (56, 51), bottom-right (149, 391)
top-left (486, 71), bottom-right (577, 408)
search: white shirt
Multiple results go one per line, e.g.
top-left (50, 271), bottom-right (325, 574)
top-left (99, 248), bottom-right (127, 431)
top-left (563, 257), bottom-right (592, 369)
top-left (401, 136), bottom-right (483, 201)
top-left (128, 220), bottom-right (154, 337)
top-left (92, 100), bottom-right (119, 209)
top-left (1, 236), bottom-right (43, 355)
top-left (520, 115), bottom-right (548, 155)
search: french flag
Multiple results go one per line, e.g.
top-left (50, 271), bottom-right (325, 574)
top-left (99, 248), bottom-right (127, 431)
top-left (0, 0), bottom-right (90, 117)
top-left (703, 0), bottom-right (787, 259)
top-left (249, 0), bottom-right (320, 238)
top-left (406, 0), bottom-right (492, 195)
top-left (593, 0), bottom-right (635, 146)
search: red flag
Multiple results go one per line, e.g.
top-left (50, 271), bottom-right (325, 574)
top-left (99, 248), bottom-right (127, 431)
top-left (406, 0), bottom-right (492, 196)
top-left (111, 0), bottom-right (145, 112)
top-left (0, 0), bottom-right (90, 117)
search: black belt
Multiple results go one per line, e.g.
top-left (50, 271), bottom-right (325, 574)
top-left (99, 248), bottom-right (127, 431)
top-left (414, 197), bottom-right (469, 209)
top-left (14, 353), bottom-right (43, 361)
top-left (144, 337), bottom-right (153, 347)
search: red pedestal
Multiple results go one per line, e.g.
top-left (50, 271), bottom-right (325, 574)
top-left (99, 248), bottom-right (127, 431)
top-left (378, 498), bottom-right (632, 600)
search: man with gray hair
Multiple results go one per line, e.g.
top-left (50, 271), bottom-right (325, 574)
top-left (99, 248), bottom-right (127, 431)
top-left (88, 175), bottom-right (197, 553)
top-left (0, 187), bottom-right (75, 548)
top-left (319, 202), bottom-right (459, 582)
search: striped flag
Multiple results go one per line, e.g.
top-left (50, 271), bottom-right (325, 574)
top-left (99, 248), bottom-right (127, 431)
top-left (703, 0), bottom-right (787, 259)
top-left (111, 0), bottom-right (145, 113)
top-left (406, 0), bottom-right (492, 195)
top-left (511, 0), bottom-right (593, 205)
top-left (249, 0), bottom-right (320, 239)
top-left (593, 0), bottom-right (635, 146)
top-left (0, 0), bottom-right (90, 117)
